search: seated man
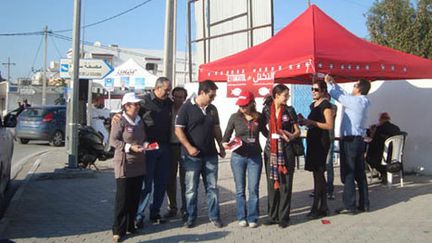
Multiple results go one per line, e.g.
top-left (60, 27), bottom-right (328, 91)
top-left (366, 112), bottom-right (401, 182)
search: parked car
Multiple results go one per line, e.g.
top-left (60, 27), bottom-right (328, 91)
top-left (16, 105), bottom-right (66, 146)
top-left (0, 116), bottom-right (14, 208)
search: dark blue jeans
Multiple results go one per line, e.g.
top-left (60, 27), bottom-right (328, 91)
top-left (340, 137), bottom-right (369, 210)
top-left (136, 143), bottom-right (171, 220)
top-left (230, 153), bottom-right (262, 223)
top-left (182, 153), bottom-right (220, 222)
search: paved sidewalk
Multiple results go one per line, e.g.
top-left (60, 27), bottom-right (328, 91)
top-left (1, 148), bottom-right (431, 242)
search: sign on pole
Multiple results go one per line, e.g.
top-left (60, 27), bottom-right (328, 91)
top-left (60, 58), bottom-right (113, 79)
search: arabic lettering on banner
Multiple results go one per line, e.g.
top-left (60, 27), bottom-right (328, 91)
top-left (227, 72), bottom-right (274, 98)
top-left (117, 68), bottom-right (138, 76)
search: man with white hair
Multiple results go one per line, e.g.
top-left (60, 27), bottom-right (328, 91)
top-left (135, 77), bottom-right (173, 227)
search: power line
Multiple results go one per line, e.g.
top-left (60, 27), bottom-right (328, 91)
top-left (50, 34), bottom-right (65, 59)
top-left (344, 0), bottom-right (370, 9)
top-left (50, 32), bottom-right (151, 58)
top-left (53, 0), bottom-right (155, 33)
top-left (0, 31), bottom-right (44, 36)
top-left (0, 0), bottom-right (155, 36)
top-left (27, 34), bottom-right (45, 77)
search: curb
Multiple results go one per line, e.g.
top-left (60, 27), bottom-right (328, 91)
top-left (0, 152), bottom-right (45, 237)
top-left (11, 149), bottom-right (50, 180)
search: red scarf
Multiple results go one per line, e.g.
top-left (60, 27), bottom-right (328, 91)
top-left (269, 102), bottom-right (288, 189)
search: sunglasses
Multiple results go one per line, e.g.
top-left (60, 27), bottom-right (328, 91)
top-left (208, 94), bottom-right (216, 99)
top-left (311, 88), bottom-right (321, 92)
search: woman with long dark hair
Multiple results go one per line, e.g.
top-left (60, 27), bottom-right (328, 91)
top-left (261, 84), bottom-right (301, 228)
top-left (301, 80), bottom-right (334, 219)
top-left (222, 90), bottom-right (267, 228)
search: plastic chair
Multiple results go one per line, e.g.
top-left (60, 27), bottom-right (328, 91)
top-left (381, 132), bottom-right (407, 187)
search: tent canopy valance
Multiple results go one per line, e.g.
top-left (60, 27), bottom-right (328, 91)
top-left (198, 5), bottom-right (432, 85)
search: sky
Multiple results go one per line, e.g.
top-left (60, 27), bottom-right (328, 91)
top-left (0, 0), bottom-right (375, 81)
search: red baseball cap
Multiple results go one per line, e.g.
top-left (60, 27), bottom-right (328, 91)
top-left (235, 90), bottom-right (254, 106)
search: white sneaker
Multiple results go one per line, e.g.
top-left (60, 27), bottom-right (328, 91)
top-left (238, 220), bottom-right (248, 227)
top-left (249, 222), bottom-right (258, 228)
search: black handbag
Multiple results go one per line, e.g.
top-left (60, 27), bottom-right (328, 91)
top-left (287, 106), bottom-right (305, 156)
top-left (386, 160), bottom-right (402, 173)
top-left (291, 137), bottom-right (305, 156)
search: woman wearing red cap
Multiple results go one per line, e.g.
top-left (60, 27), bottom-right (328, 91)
top-left (222, 90), bottom-right (268, 228)
top-left (261, 84), bottom-right (301, 228)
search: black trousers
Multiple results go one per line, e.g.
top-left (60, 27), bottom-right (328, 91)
top-left (166, 144), bottom-right (186, 212)
top-left (311, 168), bottom-right (328, 212)
top-left (113, 175), bottom-right (144, 236)
top-left (264, 154), bottom-right (295, 223)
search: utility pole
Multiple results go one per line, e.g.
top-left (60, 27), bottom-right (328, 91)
top-left (42, 26), bottom-right (48, 105)
top-left (67, 0), bottom-right (82, 168)
top-left (307, 0), bottom-right (311, 7)
top-left (2, 57), bottom-right (16, 82)
top-left (163, 0), bottom-right (177, 85)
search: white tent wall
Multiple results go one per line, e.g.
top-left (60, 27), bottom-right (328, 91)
top-left (185, 80), bottom-right (432, 175)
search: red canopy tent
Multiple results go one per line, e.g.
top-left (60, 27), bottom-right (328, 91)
top-left (198, 5), bottom-right (432, 96)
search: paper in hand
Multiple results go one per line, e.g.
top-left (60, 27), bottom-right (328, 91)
top-left (226, 137), bottom-right (242, 151)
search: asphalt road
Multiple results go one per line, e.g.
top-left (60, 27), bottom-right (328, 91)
top-left (11, 140), bottom-right (59, 179)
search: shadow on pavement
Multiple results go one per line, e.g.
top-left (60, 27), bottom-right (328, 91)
top-left (136, 231), bottom-right (229, 243)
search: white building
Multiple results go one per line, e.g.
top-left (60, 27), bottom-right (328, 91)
top-left (70, 43), bottom-right (197, 86)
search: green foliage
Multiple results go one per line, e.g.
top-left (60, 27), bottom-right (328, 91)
top-left (366, 0), bottom-right (432, 58)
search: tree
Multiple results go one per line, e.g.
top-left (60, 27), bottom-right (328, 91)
top-left (366, 0), bottom-right (432, 59)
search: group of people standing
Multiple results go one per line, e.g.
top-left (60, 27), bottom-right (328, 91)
top-left (108, 74), bottom-right (373, 242)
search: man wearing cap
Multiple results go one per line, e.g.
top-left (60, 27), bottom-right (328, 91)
top-left (325, 74), bottom-right (371, 214)
top-left (175, 80), bottom-right (226, 228)
top-left (366, 112), bottom-right (401, 183)
top-left (222, 90), bottom-right (267, 228)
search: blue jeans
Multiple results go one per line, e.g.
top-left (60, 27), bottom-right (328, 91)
top-left (340, 137), bottom-right (369, 210)
top-left (230, 153), bottom-right (262, 223)
top-left (136, 143), bottom-right (171, 220)
top-left (326, 141), bottom-right (335, 194)
top-left (182, 153), bottom-right (220, 222)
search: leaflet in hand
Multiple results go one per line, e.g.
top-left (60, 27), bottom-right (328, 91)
top-left (144, 142), bottom-right (159, 151)
top-left (226, 137), bottom-right (242, 151)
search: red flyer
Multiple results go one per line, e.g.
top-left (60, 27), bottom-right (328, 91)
top-left (226, 137), bottom-right (242, 151)
top-left (144, 142), bottom-right (159, 151)
top-left (321, 219), bottom-right (331, 224)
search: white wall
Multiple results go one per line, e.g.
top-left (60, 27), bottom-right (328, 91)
top-left (339, 80), bottom-right (432, 174)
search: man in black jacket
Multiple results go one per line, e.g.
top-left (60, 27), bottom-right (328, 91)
top-left (366, 112), bottom-right (401, 182)
top-left (135, 77), bottom-right (173, 227)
